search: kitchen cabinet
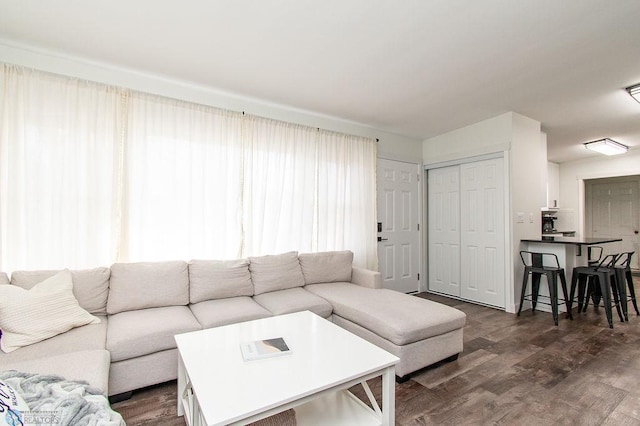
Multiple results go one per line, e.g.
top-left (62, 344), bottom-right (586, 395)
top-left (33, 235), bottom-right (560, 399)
top-left (547, 161), bottom-right (560, 208)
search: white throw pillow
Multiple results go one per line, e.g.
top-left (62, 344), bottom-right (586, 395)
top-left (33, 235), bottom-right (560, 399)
top-left (0, 269), bottom-right (100, 353)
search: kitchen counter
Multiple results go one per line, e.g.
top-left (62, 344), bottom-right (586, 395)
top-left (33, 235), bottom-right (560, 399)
top-left (521, 236), bottom-right (621, 255)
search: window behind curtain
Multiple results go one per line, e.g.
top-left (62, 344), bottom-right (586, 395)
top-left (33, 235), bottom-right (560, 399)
top-left (0, 65), bottom-right (378, 271)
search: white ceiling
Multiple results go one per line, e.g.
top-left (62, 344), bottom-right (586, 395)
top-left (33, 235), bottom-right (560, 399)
top-left (1, 0), bottom-right (639, 163)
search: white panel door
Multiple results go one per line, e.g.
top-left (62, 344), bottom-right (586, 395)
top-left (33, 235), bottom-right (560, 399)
top-left (588, 177), bottom-right (640, 269)
top-left (428, 165), bottom-right (460, 297)
top-left (460, 158), bottom-right (505, 308)
top-left (377, 159), bottom-right (421, 293)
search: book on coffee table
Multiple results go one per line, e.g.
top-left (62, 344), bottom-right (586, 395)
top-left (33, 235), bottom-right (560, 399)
top-left (240, 337), bottom-right (291, 361)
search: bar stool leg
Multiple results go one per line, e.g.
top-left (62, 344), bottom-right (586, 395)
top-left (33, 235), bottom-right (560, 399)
top-left (610, 273), bottom-right (625, 322)
top-left (569, 271), bottom-right (578, 314)
top-left (624, 269), bottom-right (639, 315)
top-left (532, 272), bottom-right (541, 312)
top-left (578, 275), bottom-right (588, 313)
top-left (559, 271), bottom-right (572, 320)
top-left (547, 272), bottom-right (559, 326)
top-left (617, 270), bottom-right (628, 321)
top-left (517, 269), bottom-right (529, 316)
top-left (597, 272), bottom-right (614, 329)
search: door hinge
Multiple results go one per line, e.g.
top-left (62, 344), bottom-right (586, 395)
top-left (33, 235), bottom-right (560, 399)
top-left (417, 173), bottom-right (420, 182)
top-left (417, 273), bottom-right (420, 280)
top-left (417, 223), bottom-right (420, 231)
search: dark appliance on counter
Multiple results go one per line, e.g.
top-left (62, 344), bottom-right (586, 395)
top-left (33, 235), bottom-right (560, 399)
top-left (542, 212), bottom-right (557, 234)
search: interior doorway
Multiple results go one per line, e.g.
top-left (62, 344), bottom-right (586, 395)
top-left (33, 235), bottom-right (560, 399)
top-left (585, 175), bottom-right (640, 270)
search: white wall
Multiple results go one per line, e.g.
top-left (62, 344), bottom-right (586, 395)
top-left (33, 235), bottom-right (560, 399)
top-left (559, 148), bottom-right (640, 237)
top-left (422, 112), bottom-right (513, 165)
top-left (0, 42), bottom-right (423, 163)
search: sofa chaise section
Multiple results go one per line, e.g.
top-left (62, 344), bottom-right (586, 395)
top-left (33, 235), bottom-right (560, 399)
top-left (0, 268), bottom-right (112, 393)
top-left (300, 251), bottom-right (467, 379)
top-left (306, 283), bottom-right (466, 378)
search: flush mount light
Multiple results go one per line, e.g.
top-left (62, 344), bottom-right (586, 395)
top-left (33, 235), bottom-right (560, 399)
top-left (584, 138), bottom-right (628, 156)
top-left (627, 83), bottom-right (640, 103)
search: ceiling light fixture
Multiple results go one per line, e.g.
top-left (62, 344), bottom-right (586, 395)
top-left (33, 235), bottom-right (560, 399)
top-left (584, 138), bottom-right (628, 156)
top-left (627, 83), bottom-right (640, 103)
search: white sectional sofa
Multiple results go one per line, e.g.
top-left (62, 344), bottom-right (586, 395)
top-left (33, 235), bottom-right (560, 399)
top-left (0, 250), bottom-right (466, 401)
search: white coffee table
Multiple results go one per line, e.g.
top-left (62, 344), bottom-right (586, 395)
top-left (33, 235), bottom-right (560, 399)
top-left (175, 310), bottom-right (399, 425)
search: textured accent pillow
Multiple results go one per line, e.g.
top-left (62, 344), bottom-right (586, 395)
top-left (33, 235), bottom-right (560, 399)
top-left (107, 260), bottom-right (189, 314)
top-left (298, 250), bottom-right (354, 284)
top-left (189, 259), bottom-right (253, 303)
top-left (249, 251), bottom-right (304, 295)
top-left (10, 267), bottom-right (110, 315)
top-left (0, 272), bottom-right (9, 285)
top-left (0, 270), bottom-right (100, 353)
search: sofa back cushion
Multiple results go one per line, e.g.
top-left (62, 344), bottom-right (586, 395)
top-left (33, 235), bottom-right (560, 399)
top-left (10, 267), bottom-right (110, 315)
top-left (249, 251), bottom-right (304, 295)
top-left (189, 259), bottom-right (253, 303)
top-left (107, 260), bottom-right (189, 314)
top-left (0, 270), bottom-right (100, 353)
top-left (298, 251), bottom-right (353, 284)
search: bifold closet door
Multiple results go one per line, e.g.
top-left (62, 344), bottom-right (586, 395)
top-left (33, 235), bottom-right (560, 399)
top-left (428, 165), bottom-right (460, 297)
top-left (459, 159), bottom-right (505, 308)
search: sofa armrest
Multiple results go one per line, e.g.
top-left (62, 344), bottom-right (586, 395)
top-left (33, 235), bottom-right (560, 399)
top-left (351, 266), bottom-right (382, 289)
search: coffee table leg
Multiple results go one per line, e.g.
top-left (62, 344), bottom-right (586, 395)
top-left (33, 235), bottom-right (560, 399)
top-left (177, 354), bottom-right (186, 417)
top-left (382, 366), bottom-right (395, 426)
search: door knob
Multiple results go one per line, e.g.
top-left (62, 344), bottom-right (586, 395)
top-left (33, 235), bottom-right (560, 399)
top-left (377, 237), bottom-right (389, 242)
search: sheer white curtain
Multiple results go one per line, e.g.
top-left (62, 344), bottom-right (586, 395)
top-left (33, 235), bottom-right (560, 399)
top-left (316, 131), bottom-right (377, 269)
top-left (0, 65), bottom-right (378, 271)
top-left (0, 65), bottom-right (121, 271)
top-left (242, 116), bottom-right (318, 256)
top-left (242, 116), bottom-right (377, 267)
top-left (122, 93), bottom-right (244, 261)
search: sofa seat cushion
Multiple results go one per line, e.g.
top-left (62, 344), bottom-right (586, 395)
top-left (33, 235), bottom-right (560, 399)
top-left (1, 349), bottom-right (111, 394)
top-left (0, 315), bottom-right (107, 365)
top-left (305, 283), bottom-right (466, 346)
top-left (107, 306), bottom-right (201, 362)
top-left (189, 297), bottom-right (272, 329)
top-left (253, 287), bottom-right (333, 318)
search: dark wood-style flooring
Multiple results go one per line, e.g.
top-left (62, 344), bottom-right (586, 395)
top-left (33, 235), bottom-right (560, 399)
top-left (112, 276), bottom-right (640, 425)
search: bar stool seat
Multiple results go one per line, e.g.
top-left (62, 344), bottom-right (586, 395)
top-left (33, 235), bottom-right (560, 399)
top-left (518, 251), bottom-right (572, 326)
top-left (569, 253), bottom-right (625, 328)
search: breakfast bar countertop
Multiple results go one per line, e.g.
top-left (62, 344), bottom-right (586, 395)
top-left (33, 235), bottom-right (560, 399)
top-left (521, 236), bottom-right (622, 245)
top-left (521, 236), bottom-right (622, 256)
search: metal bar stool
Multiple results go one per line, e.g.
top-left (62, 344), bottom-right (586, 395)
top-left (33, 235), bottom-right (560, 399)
top-left (569, 253), bottom-right (625, 328)
top-left (615, 251), bottom-right (638, 316)
top-left (518, 251), bottom-right (572, 326)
